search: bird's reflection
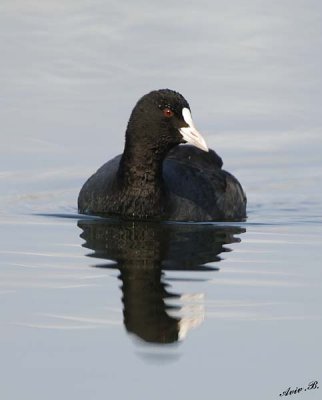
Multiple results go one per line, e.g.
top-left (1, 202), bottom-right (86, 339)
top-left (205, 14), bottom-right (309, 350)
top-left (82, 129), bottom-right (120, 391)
top-left (78, 219), bottom-right (245, 344)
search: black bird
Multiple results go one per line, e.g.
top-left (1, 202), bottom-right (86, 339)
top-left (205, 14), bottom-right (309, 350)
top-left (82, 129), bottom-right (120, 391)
top-left (78, 89), bottom-right (246, 221)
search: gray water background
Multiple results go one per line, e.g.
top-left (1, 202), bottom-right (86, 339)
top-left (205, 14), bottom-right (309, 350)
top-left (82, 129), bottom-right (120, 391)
top-left (1, 1), bottom-right (322, 399)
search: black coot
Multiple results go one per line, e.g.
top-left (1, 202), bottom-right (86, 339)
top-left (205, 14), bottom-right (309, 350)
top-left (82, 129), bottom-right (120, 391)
top-left (78, 89), bottom-right (246, 221)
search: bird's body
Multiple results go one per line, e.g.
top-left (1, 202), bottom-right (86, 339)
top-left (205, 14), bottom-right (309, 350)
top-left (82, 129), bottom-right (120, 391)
top-left (78, 89), bottom-right (246, 221)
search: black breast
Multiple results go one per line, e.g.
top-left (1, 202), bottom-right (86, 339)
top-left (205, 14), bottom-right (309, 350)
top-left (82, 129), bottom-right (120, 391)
top-left (78, 145), bottom-right (246, 221)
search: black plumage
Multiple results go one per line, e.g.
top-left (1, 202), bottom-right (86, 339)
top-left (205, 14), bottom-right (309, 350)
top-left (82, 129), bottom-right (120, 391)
top-left (78, 89), bottom-right (246, 221)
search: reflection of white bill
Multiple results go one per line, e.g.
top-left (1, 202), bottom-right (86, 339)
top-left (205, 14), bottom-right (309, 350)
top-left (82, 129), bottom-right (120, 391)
top-left (166, 293), bottom-right (205, 341)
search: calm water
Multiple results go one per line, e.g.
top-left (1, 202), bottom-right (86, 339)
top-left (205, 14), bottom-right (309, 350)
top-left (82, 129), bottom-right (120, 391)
top-left (1, 1), bottom-right (322, 399)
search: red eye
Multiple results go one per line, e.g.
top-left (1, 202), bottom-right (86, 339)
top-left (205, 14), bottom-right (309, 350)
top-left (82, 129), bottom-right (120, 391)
top-left (163, 108), bottom-right (174, 118)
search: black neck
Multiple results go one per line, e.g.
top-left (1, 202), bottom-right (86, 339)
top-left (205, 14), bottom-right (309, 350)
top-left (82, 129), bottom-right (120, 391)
top-left (119, 145), bottom-right (163, 186)
top-left (115, 142), bottom-right (166, 220)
